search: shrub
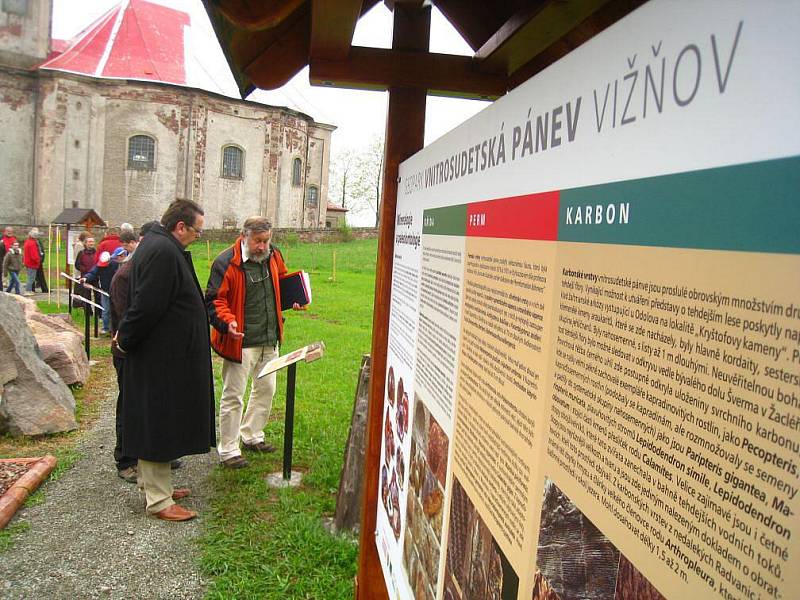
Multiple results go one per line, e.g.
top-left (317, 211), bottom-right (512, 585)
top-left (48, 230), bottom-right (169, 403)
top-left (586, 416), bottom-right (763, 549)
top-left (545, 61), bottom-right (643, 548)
top-left (337, 222), bottom-right (354, 242)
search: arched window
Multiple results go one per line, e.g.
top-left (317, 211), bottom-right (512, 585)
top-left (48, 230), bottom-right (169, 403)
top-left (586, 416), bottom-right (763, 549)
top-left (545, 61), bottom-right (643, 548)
top-left (128, 135), bottom-right (156, 170)
top-left (222, 145), bottom-right (244, 179)
top-left (292, 157), bottom-right (302, 186)
top-left (307, 185), bottom-right (319, 207)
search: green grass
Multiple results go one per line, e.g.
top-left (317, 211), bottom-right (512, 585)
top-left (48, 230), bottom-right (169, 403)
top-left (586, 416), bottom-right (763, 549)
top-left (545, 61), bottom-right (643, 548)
top-left (2, 235), bottom-right (377, 596)
top-left (199, 237), bottom-right (376, 599)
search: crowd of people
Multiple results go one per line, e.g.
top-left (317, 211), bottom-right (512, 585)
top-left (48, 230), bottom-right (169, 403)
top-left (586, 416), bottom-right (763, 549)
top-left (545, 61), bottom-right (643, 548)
top-left (9, 200), bottom-right (300, 522)
top-left (0, 226), bottom-right (49, 295)
top-left (2, 202), bottom-right (302, 522)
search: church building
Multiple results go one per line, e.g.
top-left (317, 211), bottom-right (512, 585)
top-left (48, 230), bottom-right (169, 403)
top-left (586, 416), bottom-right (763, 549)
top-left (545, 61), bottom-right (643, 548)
top-left (0, 0), bottom-right (335, 229)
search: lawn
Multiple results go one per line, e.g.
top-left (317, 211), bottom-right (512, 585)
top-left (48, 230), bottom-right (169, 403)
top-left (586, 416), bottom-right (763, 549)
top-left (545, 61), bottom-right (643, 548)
top-left (198, 236), bottom-right (377, 599)
top-left (1, 235), bottom-right (378, 599)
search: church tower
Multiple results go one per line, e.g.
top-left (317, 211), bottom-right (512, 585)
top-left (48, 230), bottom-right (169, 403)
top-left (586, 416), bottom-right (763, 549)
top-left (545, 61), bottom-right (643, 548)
top-left (0, 0), bottom-right (52, 68)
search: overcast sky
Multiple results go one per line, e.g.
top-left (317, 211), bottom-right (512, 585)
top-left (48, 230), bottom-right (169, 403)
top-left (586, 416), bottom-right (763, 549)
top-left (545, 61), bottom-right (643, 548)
top-left (51, 0), bottom-right (489, 152)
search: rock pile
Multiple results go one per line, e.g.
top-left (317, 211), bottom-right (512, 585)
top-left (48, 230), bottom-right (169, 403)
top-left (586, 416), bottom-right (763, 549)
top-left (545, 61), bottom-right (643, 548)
top-left (0, 293), bottom-right (80, 436)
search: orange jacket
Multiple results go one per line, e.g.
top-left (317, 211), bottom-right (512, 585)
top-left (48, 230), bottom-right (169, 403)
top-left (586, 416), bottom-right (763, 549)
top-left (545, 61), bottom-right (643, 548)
top-left (205, 237), bottom-right (288, 362)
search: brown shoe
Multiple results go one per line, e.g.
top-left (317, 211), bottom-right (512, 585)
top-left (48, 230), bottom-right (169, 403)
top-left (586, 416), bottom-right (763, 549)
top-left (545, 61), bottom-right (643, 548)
top-left (222, 455), bottom-right (248, 469)
top-left (243, 441), bottom-right (276, 453)
top-left (152, 504), bottom-right (197, 521)
top-left (172, 488), bottom-right (191, 501)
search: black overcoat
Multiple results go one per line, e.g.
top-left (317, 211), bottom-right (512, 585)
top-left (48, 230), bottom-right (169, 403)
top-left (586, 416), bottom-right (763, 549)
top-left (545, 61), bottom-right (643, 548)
top-left (117, 225), bottom-right (215, 462)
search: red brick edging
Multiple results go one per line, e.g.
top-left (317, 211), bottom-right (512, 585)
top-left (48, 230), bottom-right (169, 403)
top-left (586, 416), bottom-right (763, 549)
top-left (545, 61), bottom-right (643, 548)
top-left (0, 456), bottom-right (58, 529)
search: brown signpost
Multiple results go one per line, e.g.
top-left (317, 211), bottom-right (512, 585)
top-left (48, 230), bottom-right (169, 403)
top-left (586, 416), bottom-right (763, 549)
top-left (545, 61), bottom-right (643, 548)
top-left (200, 1), bottom-right (648, 596)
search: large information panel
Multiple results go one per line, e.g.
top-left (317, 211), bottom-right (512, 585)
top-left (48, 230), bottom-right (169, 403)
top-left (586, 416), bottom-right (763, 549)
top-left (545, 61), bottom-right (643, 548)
top-left (374, 2), bottom-right (800, 599)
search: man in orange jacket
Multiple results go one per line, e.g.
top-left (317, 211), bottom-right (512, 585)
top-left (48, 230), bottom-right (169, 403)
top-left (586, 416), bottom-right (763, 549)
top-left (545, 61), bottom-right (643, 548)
top-left (205, 216), bottom-right (300, 468)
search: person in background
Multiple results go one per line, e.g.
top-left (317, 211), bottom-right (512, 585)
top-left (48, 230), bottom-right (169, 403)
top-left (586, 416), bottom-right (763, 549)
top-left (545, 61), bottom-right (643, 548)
top-left (1, 226), bottom-right (15, 251)
top-left (0, 238), bottom-right (5, 289)
top-left (109, 226), bottom-right (155, 483)
top-left (3, 240), bottom-right (23, 294)
top-left (74, 236), bottom-right (97, 310)
top-left (82, 249), bottom-right (119, 335)
top-left (96, 227), bottom-right (121, 328)
top-left (111, 224), bottom-right (182, 483)
top-left (107, 241), bottom-right (137, 481)
top-left (120, 222), bottom-right (134, 235)
top-left (97, 226), bottom-right (122, 257)
top-left (72, 231), bottom-right (89, 264)
top-left (0, 226), bottom-right (12, 286)
top-left (22, 228), bottom-right (41, 295)
top-left (116, 199), bottom-right (215, 521)
top-left (205, 216), bottom-right (301, 469)
top-left (33, 233), bottom-right (48, 293)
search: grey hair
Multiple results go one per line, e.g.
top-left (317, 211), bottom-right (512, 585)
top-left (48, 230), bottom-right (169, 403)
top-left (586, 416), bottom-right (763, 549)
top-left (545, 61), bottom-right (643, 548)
top-left (29, 227), bottom-right (40, 237)
top-left (242, 216), bottom-right (272, 237)
top-left (120, 222), bottom-right (134, 233)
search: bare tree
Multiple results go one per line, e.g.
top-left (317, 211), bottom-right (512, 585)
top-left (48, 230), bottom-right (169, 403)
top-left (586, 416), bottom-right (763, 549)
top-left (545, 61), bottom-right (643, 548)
top-left (329, 136), bottom-right (385, 226)
top-left (329, 147), bottom-right (358, 211)
top-left (348, 135), bottom-right (385, 227)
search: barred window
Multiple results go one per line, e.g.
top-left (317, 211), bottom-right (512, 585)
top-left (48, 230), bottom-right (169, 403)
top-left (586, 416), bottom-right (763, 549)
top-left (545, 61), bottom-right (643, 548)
top-left (292, 158), bottom-right (302, 186)
top-left (127, 135), bottom-right (156, 170)
top-left (222, 145), bottom-right (244, 179)
top-left (307, 185), bottom-right (318, 207)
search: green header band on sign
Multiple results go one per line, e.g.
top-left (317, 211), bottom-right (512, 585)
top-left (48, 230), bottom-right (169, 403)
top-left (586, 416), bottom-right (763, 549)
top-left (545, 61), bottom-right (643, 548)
top-left (422, 204), bottom-right (468, 236)
top-left (558, 156), bottom-right (800, 255)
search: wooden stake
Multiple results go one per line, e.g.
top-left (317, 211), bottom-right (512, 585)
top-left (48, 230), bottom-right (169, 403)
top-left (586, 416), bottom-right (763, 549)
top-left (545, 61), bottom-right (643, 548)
top-left (48, 224), bottom-right (53, 305)
top-left (206, 239), bottom-right (211, 266)
top-left (356, 5), bottom-right (429, 598)
top-left (332, 250), bottom-right (337, 282)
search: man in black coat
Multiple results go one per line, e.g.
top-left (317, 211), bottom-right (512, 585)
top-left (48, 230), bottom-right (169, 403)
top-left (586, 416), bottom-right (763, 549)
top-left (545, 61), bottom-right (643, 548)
top-left (116, 198), bottom-right (215, 522)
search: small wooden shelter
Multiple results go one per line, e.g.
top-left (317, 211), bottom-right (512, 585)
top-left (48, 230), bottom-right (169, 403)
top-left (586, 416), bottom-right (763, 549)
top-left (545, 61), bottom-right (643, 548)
top-left (51, 208), bottom-right (106, 231)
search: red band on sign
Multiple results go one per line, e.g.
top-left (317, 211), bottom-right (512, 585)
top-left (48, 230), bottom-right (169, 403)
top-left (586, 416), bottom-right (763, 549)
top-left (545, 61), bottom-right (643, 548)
top-left (466, 191), bottom-right (559, 240)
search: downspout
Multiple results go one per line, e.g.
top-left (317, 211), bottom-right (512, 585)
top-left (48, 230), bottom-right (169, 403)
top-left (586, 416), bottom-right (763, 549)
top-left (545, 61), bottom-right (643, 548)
top-left (318, 134), bottom-right (325, 227)
top-left (184, 94), bottom-right (194, 198)
top-left (30, 75), bottom-right (41, 223)
top-left (301, 119), bottom-right (310, 229)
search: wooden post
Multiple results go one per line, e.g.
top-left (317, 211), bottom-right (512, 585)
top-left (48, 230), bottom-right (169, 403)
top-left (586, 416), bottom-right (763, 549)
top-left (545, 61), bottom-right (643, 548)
top-left (66, 224), bottom-right (72, 315)
top-left (206, 239), bottom-right (211, 267)
top-left (332, 250), bottom-right (337, 282)
top-left (47, 224), bottom-right (53, 305)
top-left (356, 3), bottom-right (429, 598)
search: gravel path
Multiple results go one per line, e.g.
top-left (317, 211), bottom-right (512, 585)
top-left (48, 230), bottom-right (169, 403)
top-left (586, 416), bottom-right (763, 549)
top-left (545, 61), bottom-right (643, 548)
top-left (0, 388), bottom-right (216, 599)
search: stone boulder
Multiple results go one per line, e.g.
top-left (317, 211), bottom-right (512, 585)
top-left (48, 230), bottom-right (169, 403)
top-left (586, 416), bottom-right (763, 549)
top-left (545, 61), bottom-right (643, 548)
top-left (7, 295), bottom-right (89, 386)
top-left (0, 293), bottom-right (77, 436)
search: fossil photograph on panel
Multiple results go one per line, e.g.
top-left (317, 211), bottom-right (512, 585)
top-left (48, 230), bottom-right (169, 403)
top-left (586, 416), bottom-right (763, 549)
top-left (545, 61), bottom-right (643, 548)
top-left (402, 394), bottom-right (450, 600)
top-left (381, 366), bottom-right (403, 540)
top-left (532, 478), bottom-right (665, 600)
top-left (442, 477), bottom-right (519, 600)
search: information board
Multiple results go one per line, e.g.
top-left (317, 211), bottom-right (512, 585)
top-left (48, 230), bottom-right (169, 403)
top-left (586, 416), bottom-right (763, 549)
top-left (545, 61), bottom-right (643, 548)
top-left (375, 2), bottom-right (800, 599)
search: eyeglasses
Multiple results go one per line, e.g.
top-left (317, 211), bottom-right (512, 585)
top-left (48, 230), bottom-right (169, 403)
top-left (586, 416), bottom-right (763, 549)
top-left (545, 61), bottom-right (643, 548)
top-left (248, 272), bottom-right (270, 284)
top-left (187, 224), bottom-right (203, 236)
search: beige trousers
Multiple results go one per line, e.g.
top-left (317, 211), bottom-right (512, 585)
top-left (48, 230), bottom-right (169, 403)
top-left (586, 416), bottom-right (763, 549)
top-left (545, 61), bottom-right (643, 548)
top-left (218, 345), bottom-right (279, 461)
top-left (138, 459), bottom-right (173, 514)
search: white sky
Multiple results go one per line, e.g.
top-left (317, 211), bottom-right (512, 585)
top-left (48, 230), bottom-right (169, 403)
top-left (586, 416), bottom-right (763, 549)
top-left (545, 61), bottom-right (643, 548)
top-left (51, 0), bottom-right (490, 152)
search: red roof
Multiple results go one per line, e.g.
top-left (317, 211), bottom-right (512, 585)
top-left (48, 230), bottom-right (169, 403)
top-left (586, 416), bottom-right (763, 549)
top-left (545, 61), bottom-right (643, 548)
top-left (326, 202), bottom-right (348, 213)
top-left (40, 0), bottom-right (188, 85)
